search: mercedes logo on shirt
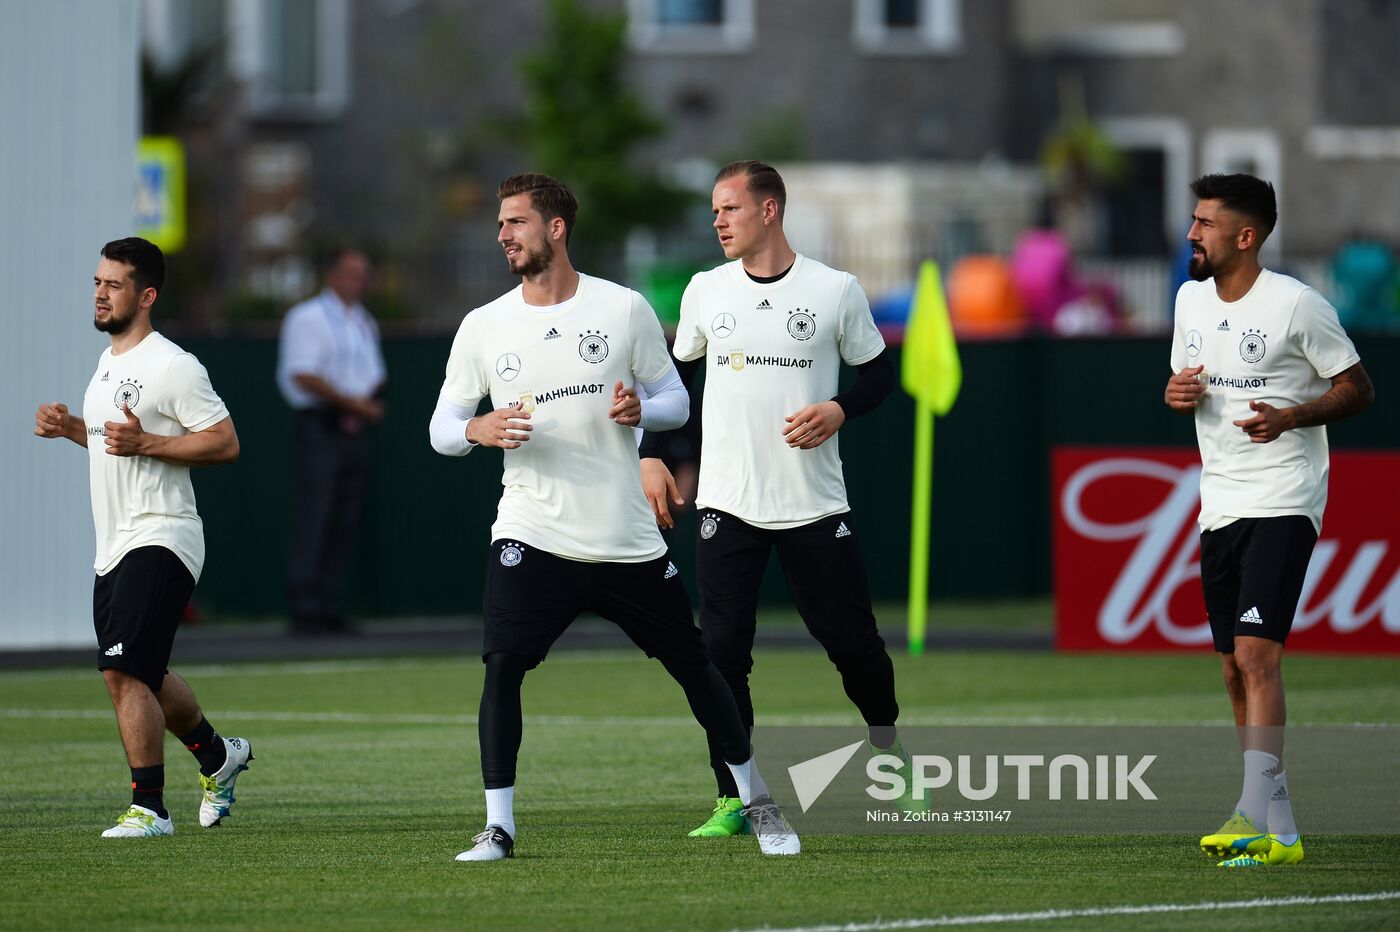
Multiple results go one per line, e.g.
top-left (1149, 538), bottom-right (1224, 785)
top-left (1185, 330), bottom-right (1202, 357)
top-left (496, 353), bottom-right (522, 381)
top-left (711, 313), bottom-right (736, 338)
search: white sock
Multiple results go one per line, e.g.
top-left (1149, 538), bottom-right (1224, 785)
top-left (484, 786), bottom-right (516, 840)
top-left (1268, 769), bottom-right (1298, 843)
top-left (1235, 749), bottom-right (1277, 830)
top-left (725, 756), bottom-right (771, 805)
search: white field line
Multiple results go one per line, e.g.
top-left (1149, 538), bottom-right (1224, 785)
top-left (738, 891), bottom-right (1400, 932)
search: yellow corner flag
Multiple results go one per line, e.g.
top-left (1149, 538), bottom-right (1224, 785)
top-left (902, 261), bottom-right (961, 655)
top-left (901, 260), bottom-right (961, 413)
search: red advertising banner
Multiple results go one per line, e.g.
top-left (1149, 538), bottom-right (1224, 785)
top-left (1054, 447), bottom-right (1400, 653)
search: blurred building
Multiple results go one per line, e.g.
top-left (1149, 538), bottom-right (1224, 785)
top-left (138, 0), bottom-right (1400, 327)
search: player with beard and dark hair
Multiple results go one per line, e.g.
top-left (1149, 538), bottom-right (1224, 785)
top-left (429, 173), bottom-right (799, 862)
top-left (34, 237), bottom-right (252, 838)
top-left (1184, 174), bottom-right (1279, 283)
top-left (1164, 175), bottom-right (1373, 867)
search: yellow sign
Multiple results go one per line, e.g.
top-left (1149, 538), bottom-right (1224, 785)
top-left (135, 137), bottom-right (186, 252)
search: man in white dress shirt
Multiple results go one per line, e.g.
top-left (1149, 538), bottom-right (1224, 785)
top-left (277, 247), bottom-right (387, 635)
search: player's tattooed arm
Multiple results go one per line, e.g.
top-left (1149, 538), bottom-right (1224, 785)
top-left (1233, 362), bottom-right (1374, 443)
top-left (1288, 362), bottom-right (1375, 430)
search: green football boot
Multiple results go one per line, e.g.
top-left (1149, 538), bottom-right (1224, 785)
top-left (1200, 811), bottom-right (1270, 858)
top-left (1217, 835), bottom-right (1303, 869)
top-left (1221, 834), bottom-right (1305, 867)
top-left (871, 740), bottom-right (928, 812)
top-left (687, 796), bottom-right (748, 837)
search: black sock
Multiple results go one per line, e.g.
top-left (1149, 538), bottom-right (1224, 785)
top-left (178, 717), bottom-right (227, 776)
top-left (131, 765), bottom-right (167, 818)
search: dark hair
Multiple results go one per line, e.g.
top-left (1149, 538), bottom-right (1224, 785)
top-left (497, 173), bottom-right (579, 244)
top-left (318, 244), bottom-right (365, 274)
top-left (1190, 174), bottom-right (1277, 240)
top-left (100, 237), bottom-right (166, 295)
top-left (716, 160), bottom-right (787, 215)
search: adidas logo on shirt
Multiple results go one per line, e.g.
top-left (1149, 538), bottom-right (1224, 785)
top-left (544, 327), bottom-right (561, 340)
top-left (1217, 319), bottom-right (1230, 331)
top-left (1239, 606), bottom-right (1263, 625)
top-left (756, 299), bottom-right (772, 310)
top-left (664, 561), bottom-right (678, 579)
top-left (834, 521), bottom-right (851, 539)
top-left (100, 371), bottom-right (110, 382)
top-left (104, 642), bottom-right (123, 657)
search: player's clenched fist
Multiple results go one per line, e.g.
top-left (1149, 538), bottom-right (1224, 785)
top-left (34, 402), bottom-right (71, 438)
top-left (1165, 365), bottom-right (1206, 412)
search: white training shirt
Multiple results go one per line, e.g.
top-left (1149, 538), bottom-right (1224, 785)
top-left (673, 254), bottom-right (885, 529)
top-left (1170, 269), bottom-right (1361, 533)
top-left (277, 289), bottom-right (386, 409)
top-left (436, 274), bottom-right (679, 562)
top-left (82, 332), bottom-right (230, 580)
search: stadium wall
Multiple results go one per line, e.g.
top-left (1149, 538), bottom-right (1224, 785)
top-left (176, 333), bottom-right (1398, 622)
top-left (2, 2), bottom-right (139, 649)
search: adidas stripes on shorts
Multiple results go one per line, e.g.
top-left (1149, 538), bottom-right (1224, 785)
top-left (93, 545), bottom-right (195, 691)
top-left (1199, 515), bottom-right (1318, 652)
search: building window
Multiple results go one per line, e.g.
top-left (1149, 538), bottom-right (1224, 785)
top-left (142, 0), bottom-right (227, 69)
top-left (657, 0), bottom-right (723, 25)
top-left (1201, 129), bottom-right (1283, 258)
top-left (144, 0), bottom-right (350, 119)
top-left (884, 0), bottom-right (920, 28)
top-left (853, 0), bottom-right (961, 55)
top-left (230, 0), bottom-right (351, 119)
top-left (1100, 117), bottom-right (1192, 257)
top-left (1013, 0), bottom-right (1183, 57)
top-left (628, 0), bottom-right (755, 53)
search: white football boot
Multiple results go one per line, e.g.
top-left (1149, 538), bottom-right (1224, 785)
top-left (199, 736), bottom-right (254, 827)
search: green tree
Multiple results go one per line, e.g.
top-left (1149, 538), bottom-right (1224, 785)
top-left (515, 0), bottom-right (690, 271)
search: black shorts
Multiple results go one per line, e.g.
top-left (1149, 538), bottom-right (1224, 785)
top-left (695, 509), bottom-right (884, 672)
top-left (481, 539), bottom-right (707, 670)
top-left (93, 546), bottom-right (195, 691)
top-left (1199, 516), bottom-right (1318, 653)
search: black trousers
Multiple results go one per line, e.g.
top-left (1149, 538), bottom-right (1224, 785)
top-left (695, 508), bottom-right (899, 795)
top-left (287, 409), bottom-right (371, 625)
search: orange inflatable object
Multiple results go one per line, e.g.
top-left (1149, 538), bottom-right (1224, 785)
top-left (948, 255), bottom-right (1025, 336)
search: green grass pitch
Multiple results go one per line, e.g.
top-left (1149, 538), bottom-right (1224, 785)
top-left (2, 644), bottom-right (1398, 930)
